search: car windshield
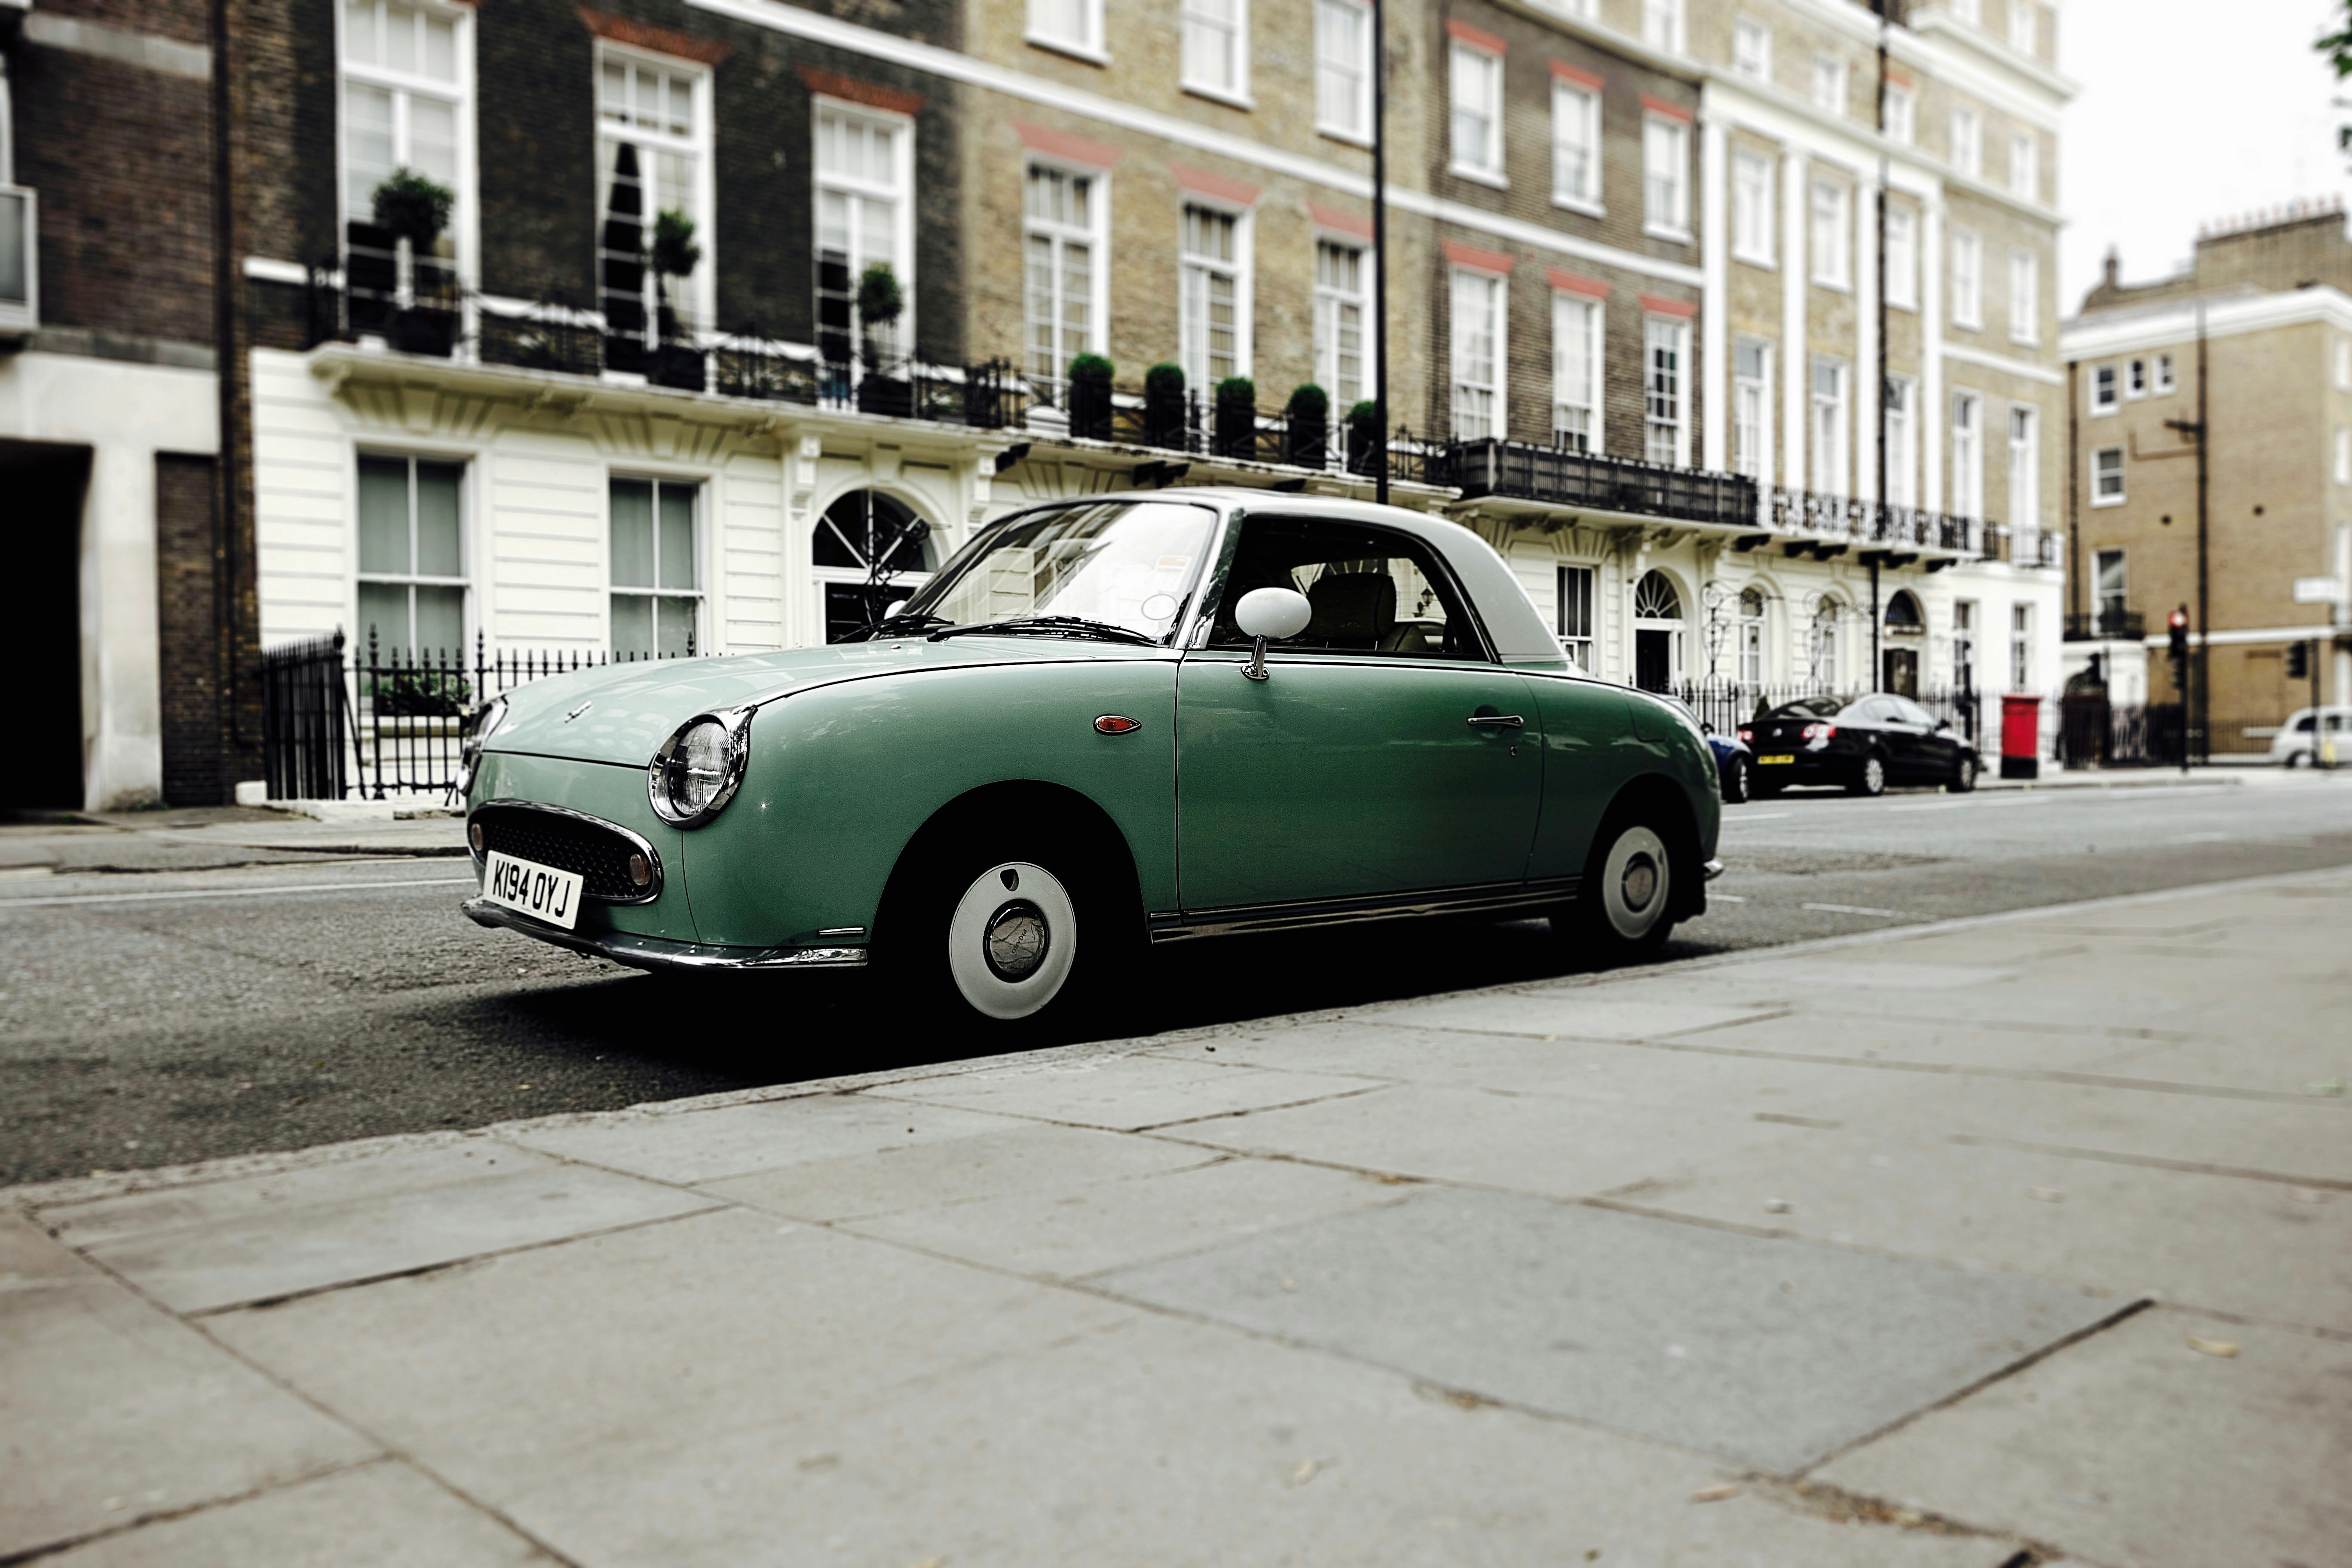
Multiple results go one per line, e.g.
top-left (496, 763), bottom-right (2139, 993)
top-left (889, 500), bottom-right (1219, 645)
top-left (1764, 697), bottom-right (1844, 722)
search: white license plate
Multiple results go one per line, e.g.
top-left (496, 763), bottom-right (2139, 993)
top-left (481, 851), bottom-right (584, 931)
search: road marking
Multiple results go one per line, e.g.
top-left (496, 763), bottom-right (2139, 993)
top-left (0, 877), bottom-right (475, 910)
top-left (1713, 894), bottom-right (1748, 902)
top-left (1728, 812), bottom-right (1791, 821)
top-left (1801, 902), bottom-right (1903, 917)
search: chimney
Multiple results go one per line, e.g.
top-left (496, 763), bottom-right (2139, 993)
top-left (2101, 246), bottom-right (2119, 288)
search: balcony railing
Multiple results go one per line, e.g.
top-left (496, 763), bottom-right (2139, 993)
top-left (0, 184), bottom-right (38, 335)
top-left (1442, 438), bottom-right (1758, 529)
top-left (2065, 607), bottom-right (2146, 641)
top-left (1770, 487), bottom-right (1987, 554)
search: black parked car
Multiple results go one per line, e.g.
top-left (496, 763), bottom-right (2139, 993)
top-left (1740, 693), bottom-right (1979, 797)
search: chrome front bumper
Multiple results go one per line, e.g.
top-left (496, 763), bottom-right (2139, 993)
top-left (461, 897), bottom-right (868, 973)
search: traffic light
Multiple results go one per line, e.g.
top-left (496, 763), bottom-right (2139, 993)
top-left (2288, 641), bottom-right (2310, 680)
top-left (2168, 606), bottom-right (2190, 662)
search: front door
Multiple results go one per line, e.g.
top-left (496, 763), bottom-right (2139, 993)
top-left (1635, 628), bottom-right (1674, 691)
top-left (1173, 512), bottom-right (1542, 912)
top-left (1882, 646), bottom-right (1920, 697)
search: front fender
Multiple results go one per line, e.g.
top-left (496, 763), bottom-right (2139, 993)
top-left (678, 658), bottom-right (1182, 948)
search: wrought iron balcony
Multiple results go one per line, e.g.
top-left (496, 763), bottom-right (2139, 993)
top-left (2065, 608), bottom-right (2146, 641)
top-left (1440, 438), bottom-right (1759, 528)
top-left (1769, 488), bottom-right (1987, 555)
top-left (0, 184), bottom-right (38, 336)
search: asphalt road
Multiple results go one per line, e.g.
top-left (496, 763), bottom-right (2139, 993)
top-left (6, 772), bottom-right (2352, 1187)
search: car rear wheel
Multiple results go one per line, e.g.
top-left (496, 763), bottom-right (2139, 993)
top-left (1556, 815), bottom-right (1679, 962)
top-left (1847, 753), bottom-right (1888, 797)
top-left (1720, 755), bottom-right (1751, 804)
top-left (1950, 752), bottom-right (1979, 793)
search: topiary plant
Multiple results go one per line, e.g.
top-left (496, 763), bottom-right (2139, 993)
top-left (1069, 352), bottom-right (1114, 383)
top-left (1214, 376), bottom-right (1257, 458)
top-left (1144, 361), bottom-right (1187, 449)
top-left (1067, 353), bottom-right (1115, 440)
top-left (1286, 383), bottom-right (1330, 466)
top-left (1345, 398), bottom-right (1384, 477)
top-left (371, 168), bottom-right (455, 248)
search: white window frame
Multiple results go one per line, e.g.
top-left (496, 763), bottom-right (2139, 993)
top-left (1646, 315), bottom-right (1690, 467)
top-left (1181, 0), bottom-right (1250, 105)
top-left (607, 474), bottom-right (705, 659)
top-left (1553, 291), bottom-right (1603, 452)
top-left (2091, 363), bottom-right (2117, 413)
top-left (1023, 159), bottom-right (1109, 387)
top-left (2009, 130), bottom-right (2037, 200)
top-left (2008, 249), bottom-right (2037, 346)
top-left (1950, 105), bottom-right (1981, 179)
top-left (2010, 603), bottom-right (2032, 692)
top-left (1313, 236), bottom-right (1370, 411)
top-left (2337, 335), bottom-right (2351, 391)
top-left (2007, 0), bottom-right (2037, 55)
top-left (2125, 358), bottom-right (2146, 398)
top-left (1810, 53), bottom-right (1847, 116)
top-left (1314, 0), bottom-right (1372, 143)
top-left (1884, 83), bottom-right (1914, 144)
top-left (813, 99), bottom-right (918, 368)
top-left (354, 451), bottom-right (470, 659)
top-left (1810, 179), bottom-right (1850, 288)
top-left (1644, 114), bottom-right (1691, 241)
top-left (337, 0), bottom-right (477, 288)
top-left (1951, 229), bottom-right (1981, 328)
top-left (1642, 0), bottom-right (1684, 53)
top-left (1951, 389), bottom-right (1984, 517)
top-left (2094, 548), bottom-right (2127, 626)
top-left (1026, 0), bottom-right (1106, 63)
top-left (2007, 404), bottom-right (2038, 529)
top-left (1886, 204), bottom-right (1917, 309)
top-left (1732, 18), bottom-right (1770, 79)
top-left (1450, 266), bottom-right (1507, 440)
top-left (1731, 148), bottom-right (1774, 266)
top-left (1954, 0), bottom-right (1981, 21)
top-left (1552, 79), bottom-right (1602, 212)
top-left (1733, 338), bottom-right (1772, 482)
top-left (1449, 43), bottom-right (1505, 183)
top-left (1179, 199), bottom-right (1251, 389)
top-left (1557, 564), bottom-right (1596, 671)
top-left (1737, 588), bottom-right (1766, 685)
top-left (595, 42), bottom-right (716, 340)
top-left (1953, 599), bottom-right (1978, 691)
top-left (2153, 353), bottom-right (2176, 394)
top-left (2336, 425), bottom-right (2350, 487)
top-left (2089, 447), bottom-right (2123, 506)
top-left (1885, 374), bottom-right (1916, 506)
top-left (1810, 355), bottom-right (1849, 496)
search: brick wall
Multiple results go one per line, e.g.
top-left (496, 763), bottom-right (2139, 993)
top-left (155, 453), bottom-right (231, 805)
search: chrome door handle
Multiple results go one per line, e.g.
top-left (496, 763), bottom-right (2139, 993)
top-left (1466, 714), bottom-right (1525, 729)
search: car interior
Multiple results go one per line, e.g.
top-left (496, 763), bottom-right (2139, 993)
top-left (1208, 518), bottom-right (1485, 659)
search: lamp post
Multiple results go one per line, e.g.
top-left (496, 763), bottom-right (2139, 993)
top-left (1372, 0), bottom-right (1389, 507)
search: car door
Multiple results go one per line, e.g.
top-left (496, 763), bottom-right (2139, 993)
top-left (1174, 515), bottom-right (1542, 912)
top-left (1893, 696), bottom-right (1954, 777)
top-left (1856, 697), bottom-right (1919, 779)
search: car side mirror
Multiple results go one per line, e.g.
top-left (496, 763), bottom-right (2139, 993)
top-left (1935, 717), bottom-right (1952, 732)
top-left (1699, 720), bottom-right (1715, 736)
top-left (1234, 587), bottom-right (1312, 682)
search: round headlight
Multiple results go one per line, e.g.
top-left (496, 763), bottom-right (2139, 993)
top-left (649, 710), bottom-right (749, 827)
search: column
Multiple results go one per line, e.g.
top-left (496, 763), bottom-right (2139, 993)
top-left (1854, 173), bottom-right (1880, 505)
top-left (1782, 150), bottom-right (1809, 494)
top-left (1700, 106), bottom-right (1730, 474)
top-left (1920, 195), bottom-right (1946, 514)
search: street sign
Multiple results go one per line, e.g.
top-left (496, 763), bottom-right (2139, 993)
top-left (2292, 576), bottom-right (2347, 604)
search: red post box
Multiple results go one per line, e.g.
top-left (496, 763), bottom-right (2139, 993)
top-left (2000, 693), bottom-right (2040, 781)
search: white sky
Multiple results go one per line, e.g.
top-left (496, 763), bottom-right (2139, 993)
top-left (2060, 0), bottom-right (2352, 312)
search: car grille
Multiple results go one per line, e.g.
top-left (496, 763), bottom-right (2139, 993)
top-left (473, 806), bottom-right (655, 903)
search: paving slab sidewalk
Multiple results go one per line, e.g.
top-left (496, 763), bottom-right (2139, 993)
top-left (7, 871), bottom-right (2350, 1567)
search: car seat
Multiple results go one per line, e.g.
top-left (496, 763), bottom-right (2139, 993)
top-left (1305, 572), bottom-right (1396, 650)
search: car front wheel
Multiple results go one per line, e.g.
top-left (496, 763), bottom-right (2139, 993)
top-left (1950, 752), bottom-right (1978, 793)
top-left (1557, 816), bottom-right (1679, 962)
top-left (1848, 753), bottom-right (1888, 797)
top-left (891, 847), bottom-right (1108, 1028)
top-left (1721, 755), bottom-right (1751, 804)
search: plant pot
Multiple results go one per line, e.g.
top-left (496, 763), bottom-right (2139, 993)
top-left (391, 306), bottom-right (459, 358)
top-left (1068, 377), bottom-right (1113, 441)
top-left (1215, 395), bottom-right (1256, 460)
top-left (650, 345), bottom-right (707, 392)
top-left (1345, 416), bottom-right (1383, 476)
top-left (1144, 388), bottom-right (1186, 450)
top-left (858, 375), bottom-right (914, 418)
top-left (1284, 411), bottom-right (1329, 468)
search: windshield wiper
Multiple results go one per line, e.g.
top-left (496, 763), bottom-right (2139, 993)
top-left (856, 611), bottom-right (950, 640)
top-left (927, 615), bottom-right (1160, 647)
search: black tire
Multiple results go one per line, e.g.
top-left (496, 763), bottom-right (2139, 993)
top-left (885, 840), bottom-right (1126, 1031)
top-left (1950, 751), bottom-right (1979, 793)
top-left (1553, 809), bottom-right (1681, 963)
top-left (1847, 752), bottom-right (1888, 797)
top-left (1720, 755), bottom-right (1751, 804)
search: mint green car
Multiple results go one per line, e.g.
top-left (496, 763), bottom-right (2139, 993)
top-left (462, 490), bottom-right (1721, 1026)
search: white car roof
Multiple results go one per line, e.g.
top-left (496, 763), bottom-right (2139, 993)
top-left (1162, 487), bottom-right (1570, 669)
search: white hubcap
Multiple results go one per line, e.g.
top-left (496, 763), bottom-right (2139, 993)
top-left (1599, 825), bottom-right (1672, 941)
top-left (1864, 757), bottom-right (1885, 791)
top-left (947, 861), bottom-right (1078, 1020)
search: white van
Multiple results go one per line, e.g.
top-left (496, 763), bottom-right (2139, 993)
top-left (2271, 706), bottom-right (2352, 766)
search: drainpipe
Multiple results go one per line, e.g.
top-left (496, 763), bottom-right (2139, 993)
top-left (1370, 0), bottom-right (1388, 508)
top-left (2195, 298), bottom-right (2209, 762)
top-left (1872, 0), bottom-right (1889, 691)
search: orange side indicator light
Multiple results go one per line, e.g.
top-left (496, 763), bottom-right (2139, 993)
top-left (1094, 715), bottom-right (1142, 735)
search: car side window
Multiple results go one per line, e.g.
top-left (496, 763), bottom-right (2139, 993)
top-left (1892, 697), bottom-right (1935, 726)
top-left (1841, 699), bottom-right (1889, 726)
top-left (1208, 516), bottom-right (1488, 660)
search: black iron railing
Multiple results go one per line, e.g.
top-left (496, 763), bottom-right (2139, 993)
top-left (1769, 488), bottom-right (1988, 555)
top-left (2065, 608), bottom-right (2146, 641)
top-left (258, 629), bottom-right (700, 802)
top-left (1443, 438), bottom-right (1758, 529)
top-left (1667, 680), bottom-right (1987, 745)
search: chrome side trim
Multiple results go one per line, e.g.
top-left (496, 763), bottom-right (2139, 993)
top-left (462, 897), bottom-right (868, 972)
top-left (469, 798), bottom-right (664, 906)
top-left (1150, 877), bottom-right (1579, 942)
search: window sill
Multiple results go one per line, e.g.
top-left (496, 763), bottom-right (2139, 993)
top-left (1182, 80), bottom-right (1256, 112)
top-left (2089, 495), bottom-right (2126, 508)
top-left (1552, 193), bottom-right (1605, 220)
top-left (1887, 298), bottom-right (1918, 313)
top-left (1318, 124), bottom-right (1373, 150)
top-left (2010, 336), bottom-right (2042, 350)
top-left (1645, 223), bottom-right (1694, 245)
top-left (1731, 248), bottom-right (1776, 270)
top-left (1026, 31), bottom-right (1109, 66)
top-left (2088, 405), bottom-right (2118, 417)
top-left (1811, 276), bottom-right (1853, 294)
top-left (1951, 317), bottom-right (1983, 333)
top-left (1448, 162), bottom-right (1509, 190)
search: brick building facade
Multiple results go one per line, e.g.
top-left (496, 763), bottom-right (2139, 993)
top-left (2063, 204), bottom-right (2352, 747)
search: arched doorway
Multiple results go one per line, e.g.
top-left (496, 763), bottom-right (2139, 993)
top-left (1632, 570), bottom-right (1684, 692)
top-left (813, 490), bottom-right (934, 643)
top-left (1882, 590), bottom-right (1924, 696)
